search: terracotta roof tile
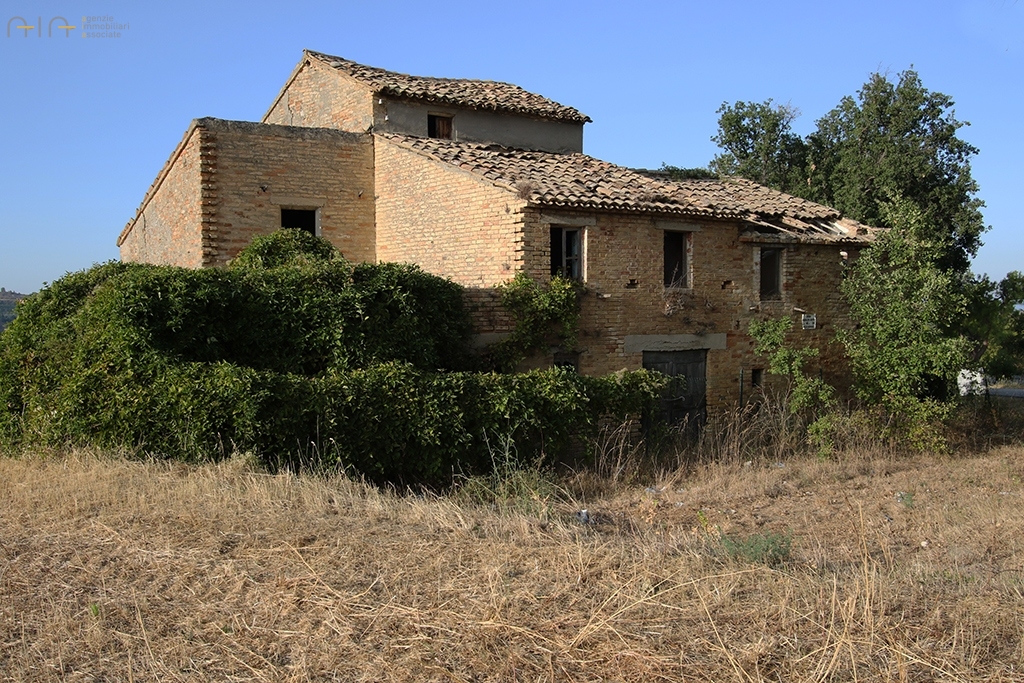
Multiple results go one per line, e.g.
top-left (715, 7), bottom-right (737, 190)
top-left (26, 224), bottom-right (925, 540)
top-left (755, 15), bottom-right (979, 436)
top-left (383, 135), bottom-right (876, 243)
top-left (307, 50), bottom-right (591, 124)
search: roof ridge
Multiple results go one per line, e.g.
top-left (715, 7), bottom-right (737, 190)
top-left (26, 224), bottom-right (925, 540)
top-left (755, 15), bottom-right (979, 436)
top-left (303, 49), bottom-right (591, 124)
top-left (306, 50), bottom-right (520, 88)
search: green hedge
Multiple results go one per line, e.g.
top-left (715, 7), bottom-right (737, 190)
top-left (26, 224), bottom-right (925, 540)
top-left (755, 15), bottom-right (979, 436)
top-left (0, 231), bottom-right (664, 484)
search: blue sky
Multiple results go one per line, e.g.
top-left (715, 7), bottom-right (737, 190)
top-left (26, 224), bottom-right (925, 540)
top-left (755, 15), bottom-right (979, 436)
top-left (1, 0), bottom-right (1020, 294)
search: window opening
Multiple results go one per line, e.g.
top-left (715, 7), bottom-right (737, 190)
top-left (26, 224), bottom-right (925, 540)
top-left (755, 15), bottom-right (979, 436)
top-left (550, 227), bottom-right (582, 280)
top-left (759, 247), bottom-right (782, 299)
top-left (281, 208), bottom-right (317, 236)
top-left (751, 368), bottom-right (763, 388)
top-left (553, 351), bottom-right (580, 371)
top-left (664, 231), bottom-right (688, 288)
top-left (427, 114), bottom-right (453, 139)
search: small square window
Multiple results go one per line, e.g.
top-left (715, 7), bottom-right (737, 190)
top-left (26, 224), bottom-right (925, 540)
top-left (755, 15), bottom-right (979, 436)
top-left (553, 351), bottom-right (580, 371)
top-left (664, 231), bottom-right (688, 288)
top-left (751, 368), bottom-right (764, 388)
top-left (551, 227), bottom-right (582, 280)
top-left (281, 208), bottom-right (318, 236)
top-left (428, 114), bottom-right (453, 139)
top-left (759, 247), bottom-right (782, 300)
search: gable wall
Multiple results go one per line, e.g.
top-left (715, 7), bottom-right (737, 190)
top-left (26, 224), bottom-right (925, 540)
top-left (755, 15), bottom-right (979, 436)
top-left (118, 126), bottom-right (206, 268)
top-left (202, 120), bottom-right (375, 266)
top-left (264, 60), bottom-right (375, 132)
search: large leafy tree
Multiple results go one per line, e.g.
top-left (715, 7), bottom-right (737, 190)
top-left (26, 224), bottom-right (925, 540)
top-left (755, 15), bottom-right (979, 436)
top-left (708, 100), bottom-right (809, 195)
top-left (839, 197), bottom-right (971, 446)
top-left (807, 70), bottom-right (984, 274)
top-left (707, 71), bottom-right (1023, 377)
top-left (840, 196), bottom-right (970, 404)
top-left (710, 70), bottom-right (984, 275)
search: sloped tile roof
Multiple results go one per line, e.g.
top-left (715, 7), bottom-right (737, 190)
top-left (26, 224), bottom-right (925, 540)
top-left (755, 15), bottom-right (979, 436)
top-left (384, 135), bottom-right (876, 242)
top-left (306, 50), bottom-right (591, 124)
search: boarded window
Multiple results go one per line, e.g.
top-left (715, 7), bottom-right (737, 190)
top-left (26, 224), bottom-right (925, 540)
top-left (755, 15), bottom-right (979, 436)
top-left (550, 227), bottom-right (582, 280)
top-left (428, 114), bottom-right (453, 139)
top-left (760, 247), bottom-right (782, 299)
top-left (664, 231), bottom-right (688, 288)
top-left (281, 208), bottom-right (317, 236)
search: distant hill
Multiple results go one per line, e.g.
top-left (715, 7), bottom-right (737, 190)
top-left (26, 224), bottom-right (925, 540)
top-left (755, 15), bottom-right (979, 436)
top-left (0, 289), bottom-right (28, 332)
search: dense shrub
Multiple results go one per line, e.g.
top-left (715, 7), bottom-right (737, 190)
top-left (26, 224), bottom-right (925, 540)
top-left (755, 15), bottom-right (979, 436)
top-left (0, 232), bottom-right (663, 484)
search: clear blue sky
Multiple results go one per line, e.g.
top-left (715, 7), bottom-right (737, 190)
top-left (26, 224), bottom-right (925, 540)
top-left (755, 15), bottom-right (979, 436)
top-left (1, 0), bottom-right (1020, 294)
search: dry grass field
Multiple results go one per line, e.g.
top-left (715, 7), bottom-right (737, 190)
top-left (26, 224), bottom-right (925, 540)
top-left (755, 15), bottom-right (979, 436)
top-left (2, 435), bottom-right (1024, 681)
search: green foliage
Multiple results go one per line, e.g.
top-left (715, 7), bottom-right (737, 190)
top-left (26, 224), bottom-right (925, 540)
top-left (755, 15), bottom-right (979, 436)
top-left (493, 273), bottom-right (582, 370)
top-left (658, 164), bottom-right (717, 180)
top-left (808, 70), bottom-right (984, 274)
top-left (721, 530), bottom-right (792, 566)
top-left (228, 228), bottom-right (341, 269)
top-left (748, 317), bottom-right (835, 413)
top-left (709, 100), bottom-right (809, 194)
top-left (840, 197), bottom-right (971, 449)
top-left (0, 290), bottom-right (27, 333)
top-left (962, 271), bottom-right (1024, 379)
top-left (0, 233), bottom-right (662, 485)
top-left (840, 197), bottom-right (970, 403)
top-left (703, 71), bottom-right (984, 277)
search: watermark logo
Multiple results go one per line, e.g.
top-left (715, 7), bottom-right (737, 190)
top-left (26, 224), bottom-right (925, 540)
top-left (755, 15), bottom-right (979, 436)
top-left (6, 15), bottom-right (130, 38)
top-left (7, 16), bottom-right (75, 37)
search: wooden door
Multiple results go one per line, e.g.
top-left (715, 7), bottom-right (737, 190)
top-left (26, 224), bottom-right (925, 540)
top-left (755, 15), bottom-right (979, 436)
top-left (642, 350), bottom-right (708, 430)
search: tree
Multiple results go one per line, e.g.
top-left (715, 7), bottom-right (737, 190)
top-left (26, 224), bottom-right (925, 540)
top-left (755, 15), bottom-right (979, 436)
top-left (962, 271), bottom-right (1024, 378)
top-left (657, 164), bottom-right (717, 180)
top-left (708, 100), bottom-right (809, 194)
top-left (807, 70), bottom-right (985, 274)
top-left (706, 71), bottom-right (985, 277)
top-left (839, 196), bottom-right (971, 446)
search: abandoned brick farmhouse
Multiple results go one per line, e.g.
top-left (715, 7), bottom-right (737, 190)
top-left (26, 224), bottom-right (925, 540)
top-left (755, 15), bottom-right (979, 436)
top-left (118, 50), bottom-right (877, 422)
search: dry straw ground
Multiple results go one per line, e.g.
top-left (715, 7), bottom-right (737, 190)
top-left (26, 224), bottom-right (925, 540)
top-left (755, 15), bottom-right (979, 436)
top-left (2, 439), bottom-right (1024, 681)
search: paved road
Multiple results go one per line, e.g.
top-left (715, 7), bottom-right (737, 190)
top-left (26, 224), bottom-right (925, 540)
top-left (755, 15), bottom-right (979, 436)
top-left (990, 387), bottom-right (1024, 399)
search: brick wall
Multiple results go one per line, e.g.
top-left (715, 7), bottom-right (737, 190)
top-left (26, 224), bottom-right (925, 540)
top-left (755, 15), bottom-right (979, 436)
top-left (118, 124), bottom-right (205, 267)
top-left (518, 208), bottom-right (858, 409)
top-left (374, 136), bottom-right (528, 289)
top-left (120, 119), bottom-right (376, 268)
top-left (375, 137), bottom-right (532, 334)
top-left (203, 120), bottom-right (375, 265)
top-left (263, 59), bottom-right (374, 133)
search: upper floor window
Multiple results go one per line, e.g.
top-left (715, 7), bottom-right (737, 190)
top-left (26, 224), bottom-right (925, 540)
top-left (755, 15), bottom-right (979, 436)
top-left (281, 208), bottom-right (318, 236)
top-left (664, 231), bottom-right (689, 288)
top-left (760, 247), bottom-right (783, 300)
top-left (428, 114), bottom-right (453, 139)
top-left (551, 227), bottom-right (582, 280)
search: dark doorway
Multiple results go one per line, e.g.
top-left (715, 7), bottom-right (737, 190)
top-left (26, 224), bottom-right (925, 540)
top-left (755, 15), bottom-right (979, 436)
top-left (642, 349), bottom-right (708, 432)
